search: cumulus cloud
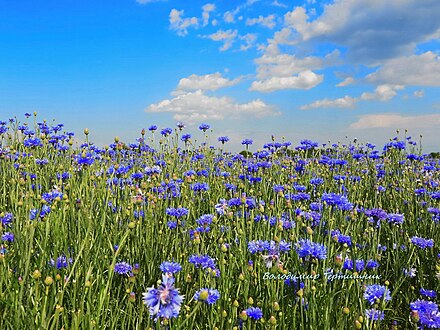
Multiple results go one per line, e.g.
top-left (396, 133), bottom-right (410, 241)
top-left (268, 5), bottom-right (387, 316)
top-left (255, 50), bottom-right (339, 79)
top-left (204, 29), bottom-right (238, 51)
top-left (246, 15), bottom-right (277, 29)
top-left (202, 3), bottom-right (216, 27)
top-left (250, 70), bottom-right (324, 92)
top-left (360, 84), bottom-right (404, 101)
top-left (301, 85), bottom-right (403, 109)
top-left (146, 90), bottom-right (279, 123)
top-left (173, 72), bottom-right (241, 95)
top-left (349, 113), bottom-right (440, 130)
top-left (169, 9), bottom-right (198, 36)
top-left (284, 0), bottom-right (440, 63)
top-left (300, 96), bottom-right (357, 110)
top-left (366, 52), bottom-right (440, 87)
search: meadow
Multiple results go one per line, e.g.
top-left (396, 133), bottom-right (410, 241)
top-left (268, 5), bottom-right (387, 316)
top-left (0, 114), bottom-right (439, 329)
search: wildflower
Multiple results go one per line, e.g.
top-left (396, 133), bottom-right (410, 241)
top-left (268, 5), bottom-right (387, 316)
top-left (365, 309), bottom-right (385, 321)
top-left (188, 254), bottom-right (217, 270)
top-left (143, 274), bottom-right (184, 320)
top-left (363, 285), bottom-right (391, 305)
top-left (218, 136), bottom-right (229, 144)
top-left (241, 139), bottom-right (253, 146)
top-left (246, 307), bottom-right (263, 320)
top-left (411, 236), bottom-right (434, 249)
top-left (148, 125), bottom-right (157, 131)
top-left (296, 239), bottom-right (327, 261)
top-left (194, 288), bottom-right (220, 305)
top-left (410, 300), bottom-right (440, 329)
top-left (160, 261), bottom-right (182, 275)
top-left (114, 262), bottom-right (132, 275)
top-left (403, 268), bottom-right (417, 277)
top-left (199, 124), bottom-right (210, 132)
top-left (1, 232), bottom-right (14, 242)
top-left (420, 288), bottom-right (437, 299)
top-left (166, 207), bottom-right (189, 218)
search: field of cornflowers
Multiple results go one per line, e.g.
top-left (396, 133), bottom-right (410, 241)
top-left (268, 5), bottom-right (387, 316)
top-left (0, 114), bottom-right (439, 330)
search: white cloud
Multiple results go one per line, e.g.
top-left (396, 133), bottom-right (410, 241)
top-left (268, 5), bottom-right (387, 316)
top-left (301, 85), bottom-right (403, 109)
top-left (202, 3), bottom-right (216, 27)
top-left (336, 77), bottom-right (354, 87)
top-left (255, 53), bottom-right (323, 79)
top-left (366, 52), bottom-right (440, 87)
top-left (250, 70), bottom-right (324, 92)
top-left (284, 1), bottom-right (440, 63)
top-left (239, 33), bottom-right (257, 51)
top-left (223, 11), bottom-right (235, 23)
top-left (246, 15), bottom-right (277, 29)
top-left (360, 84), bottom-right (404, 102)
top-left (349, 113), bottom-right (440, 130)
top-left (204, 29), bottom-right (238, 51)
top-left (173, 72), bottom-right (241, 95)
top-left (272, 0), bottom-right (287, 8)
top-left (169, 9), bottom-right (198, 36)
top-left (146, 90), bottom-right (279, 123)
top-left (414, 89), bottom-right (425, 98)
top-left (300, 95), bottom-right (357, 110)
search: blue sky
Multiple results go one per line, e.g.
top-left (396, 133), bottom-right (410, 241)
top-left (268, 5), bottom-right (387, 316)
top-left (1, 0), bottom-right (439, 151)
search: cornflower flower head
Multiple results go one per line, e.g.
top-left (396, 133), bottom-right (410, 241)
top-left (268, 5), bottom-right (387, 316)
top-left (160, 261), bottom-right (182, 275)
top-left (411, 236), bottom-right (434, 249)
top-left (114, 262), bottom-right (133, 275)
top-left (143, 274), bottom-right (184, 321)
top-left (365, 308), bottom-right (385, 321)
top-left (245, 307), bottom-right (263, 320)
top-left (199, 123), bottom-right (210, 132)
top-left (296, 239), bottom-right (327, 261)
top-left (363, 284), bottom-right (391, 305)
top-left (410, 300), bottom-right (440, 329)
top-left (194, 288), bottom-right (220, 305)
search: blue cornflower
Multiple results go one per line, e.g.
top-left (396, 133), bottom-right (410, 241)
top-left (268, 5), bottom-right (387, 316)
top-left (1, 232), bottom-right (14, 242)
top-left (160, 128), bottom-right (173, 136)
top-left (114, 262), bottom-right (133, 275)
top-left (241, 139), bottom-right (253, 146)
top-left (160, 261), bottom-right (182, 275)
top-left (143, 274), bottom-right (184, 321)
top-left (420, 288), bottom-right (437, 299)
top-left (364, 285), bottom-right (391, 305)
top-left (29, 209), bottom-right (38, 220)
top-left (194, 288), bottom-right (220, 305)
top-left (52, 255), bottom-right (72, 269)
top-left (188, 254), bottom-right (217, 270)
top-left (1, 213), bottom-right (13, 226)
top-left (181, 134), bottom-right (191, 142)
top-left (218, 136), bottom-right (229, 144)
top-left (166, 207), bottom-right (189, 218)
top-left (365, 309), bottom-right (385, 321)
top-left (322, 193), bottom-right (353, 211)
top-left (410, 300), bottom-right (440, 329)
top-left (246, 307), bottom-right (263, 320)
top-left (296, 239), bottom-right (327, 261)
top-left (191, 182), bottom-right (209, 192)
top-left (199, 123), bottom-right (210, 131)
top-left (148, 125), bottom-right (157, 131)
top-left (411, 236), bottom-right (434, 249)
top-left (196, 214), bottom-right (213, 227)
top-left (387, 213), bottom-right (404, 225)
